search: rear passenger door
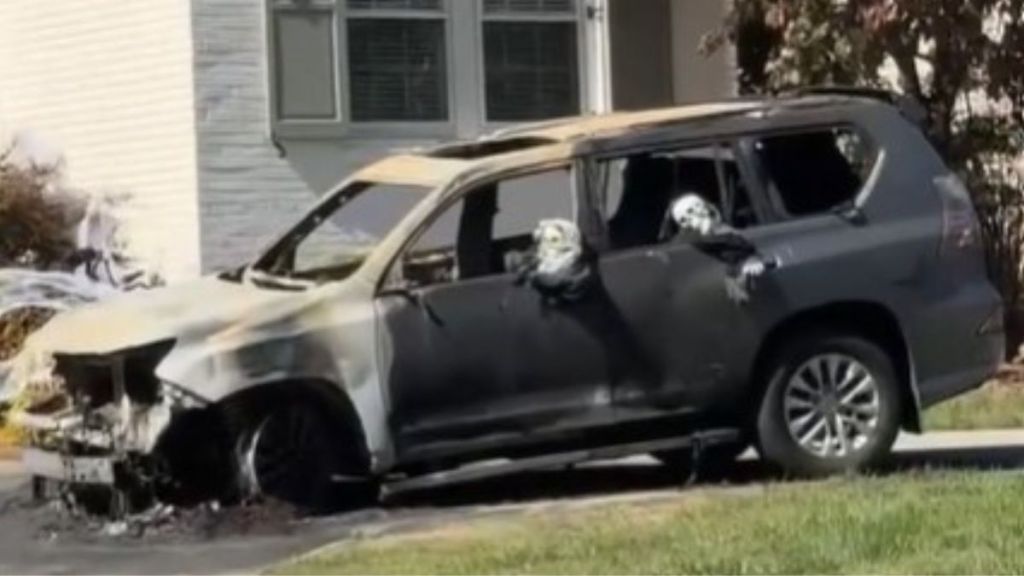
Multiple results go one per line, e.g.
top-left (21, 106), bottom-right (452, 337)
top-left (736, 126), bottom-right (888, 302)
top-left (591, 142), bottom-right (775, 418)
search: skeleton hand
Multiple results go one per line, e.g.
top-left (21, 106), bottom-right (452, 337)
top-left (725, 255), bottom-right (775, 303)
top-left (740, 258), bottom-right (767, 280)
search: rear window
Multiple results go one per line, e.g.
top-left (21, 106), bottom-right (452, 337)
top-left (754, 127), bottom-right (876, 218)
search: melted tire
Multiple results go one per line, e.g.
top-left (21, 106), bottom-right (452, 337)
top-left (236, 395), bottom-right (372, 514)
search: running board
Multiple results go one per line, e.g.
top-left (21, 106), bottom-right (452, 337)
top-left (381, 428), bottom-right (741, 498)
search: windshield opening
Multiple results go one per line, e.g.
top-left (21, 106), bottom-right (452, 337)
top-left (253, 181), bottom-right (431, 284)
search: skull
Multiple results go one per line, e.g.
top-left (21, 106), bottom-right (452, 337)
top-left (533, 219), bottom-right (583, 277)
top-left (670, 194), bottom-right (724, 237)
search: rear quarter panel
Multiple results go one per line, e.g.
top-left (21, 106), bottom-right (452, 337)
top-left (731, 106), bottom-right (992, 409)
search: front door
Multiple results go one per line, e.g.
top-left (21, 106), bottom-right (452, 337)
top-left (379, 165), bottom-right (618, 457)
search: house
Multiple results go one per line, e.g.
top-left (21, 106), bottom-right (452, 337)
top-left (0, 0), bottom-right (735, 282)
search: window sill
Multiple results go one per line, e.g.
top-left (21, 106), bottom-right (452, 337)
top-left (272, 121), bottom-right (458, 142)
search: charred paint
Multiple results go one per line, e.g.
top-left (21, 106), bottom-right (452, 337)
top-left (6, 96), bottom-right (1004, 511)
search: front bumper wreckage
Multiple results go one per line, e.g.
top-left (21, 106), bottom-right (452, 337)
top-left (22, 447), bottom-right (116, 486)
top-left (12, 341), bottom-right (206, 504)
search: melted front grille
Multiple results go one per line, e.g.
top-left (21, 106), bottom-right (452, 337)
top-left (54, 340), bottom-right (175, 408)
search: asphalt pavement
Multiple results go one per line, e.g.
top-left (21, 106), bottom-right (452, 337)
top-left (2, 430), bottom-right (1024, 575)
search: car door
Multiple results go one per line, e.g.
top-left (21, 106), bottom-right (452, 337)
top-left (591, 141), bottom-right (778, 419)
top-left (378, 165), bottom-right (619, 456)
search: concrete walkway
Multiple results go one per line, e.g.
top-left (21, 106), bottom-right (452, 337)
top-left (0, 430), bottom-right (1023, 574)
top-left (896, 429), bottom-right (1024, 450)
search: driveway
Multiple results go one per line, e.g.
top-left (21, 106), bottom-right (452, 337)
top-left (2, 431), bottom-right (1024, 575)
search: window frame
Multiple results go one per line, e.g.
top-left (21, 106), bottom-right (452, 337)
top-left (377, 159), bottom-right (586, 294)
top-left (267, 0), bottom-right (457, 140)
top-left (267, 0), bottom-right (343, 132)
top-left (740, 123), bottom-right (882, 224)
top-left (266, 0), bottom-right (591, 141)
top-left (586, 137), bottom-right (775, 256)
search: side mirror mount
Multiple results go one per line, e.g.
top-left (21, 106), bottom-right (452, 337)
top-left (833, 201), bottom-right (868, 226)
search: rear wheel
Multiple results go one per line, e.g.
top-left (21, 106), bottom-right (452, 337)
top-left (756, 331), bottom-right (902, 477)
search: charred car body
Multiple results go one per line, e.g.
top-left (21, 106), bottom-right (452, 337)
top-left (9, 93), bottom-right (1004, 512)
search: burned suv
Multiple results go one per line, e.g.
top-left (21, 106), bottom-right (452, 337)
top-left (10, 93), bottom-right (1004, 511)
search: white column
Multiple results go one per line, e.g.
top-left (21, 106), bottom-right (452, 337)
top-left (451, 0), bottom-right (484, 138)
top-left (583, 0), bottom-right (613, 114)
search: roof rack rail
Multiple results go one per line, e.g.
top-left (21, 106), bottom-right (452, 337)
top-left (789, 85), bottom-right (929, 129)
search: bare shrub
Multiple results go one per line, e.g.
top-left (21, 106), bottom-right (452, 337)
top-left (0, 145), bottom-right (82, 270)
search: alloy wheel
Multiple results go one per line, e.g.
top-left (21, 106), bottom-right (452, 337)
top-left (782, 353), bottom-right (881, 459)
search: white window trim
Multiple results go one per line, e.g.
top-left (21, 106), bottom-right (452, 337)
top-left (266, 0), bottom-right (601, 141)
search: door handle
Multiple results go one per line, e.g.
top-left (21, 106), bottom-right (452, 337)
top-left (740, 253), bottom-right (780, 278)
top-left (644, 250), bottom-right (670, 264)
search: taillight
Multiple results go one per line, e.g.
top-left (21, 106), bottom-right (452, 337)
top-left (935, 173), bottom-right (981, 254)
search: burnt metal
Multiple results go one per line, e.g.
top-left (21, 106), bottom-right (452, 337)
top-left (10, 93), bottom-right (1005, 515)
top-left (381, 428), bottom-right (741, 497)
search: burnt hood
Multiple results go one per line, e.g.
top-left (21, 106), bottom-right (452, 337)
top-left (21, 276), bottom-right (297, 357)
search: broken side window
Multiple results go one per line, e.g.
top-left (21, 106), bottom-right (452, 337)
top-left (258, 182), bottom-right (431, 284)
top-left (599, 143), bottom-right (760, 251)
top-left (752, 127), bottom-right (876, 218)
top-left (395, 167), bottom-right (575, 288)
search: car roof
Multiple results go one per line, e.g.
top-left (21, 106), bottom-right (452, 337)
top-left (352, 95), bottom-right (883, 188)
top-left (496, 101), bottom-right (767, 142)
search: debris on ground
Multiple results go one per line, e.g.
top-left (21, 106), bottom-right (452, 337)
top-left (31, 493), bottom-right (302, 544)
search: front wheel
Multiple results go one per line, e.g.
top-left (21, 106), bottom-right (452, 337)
top-left (755, 331), bottom-right (902, 477)
top-left (235, 396), bottom-right (373, 513)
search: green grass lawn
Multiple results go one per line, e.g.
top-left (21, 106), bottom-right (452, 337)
top-left (275, 472), bottom-right (1024, 575)
top-left (924, 382), bottom-right (1024, 430)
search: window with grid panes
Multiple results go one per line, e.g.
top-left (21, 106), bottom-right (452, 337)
top-left (346, 0), bottom-right (449, 121)
top-left (482, 0), bottom-right (580, 122)
top-left (268, 0), bottom-right (586, 131)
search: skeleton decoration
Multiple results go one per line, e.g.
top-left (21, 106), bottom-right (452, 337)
top-left (523, 219), bottom-right (592, 302)
top-left (671, 194), bottom-right (728, 237)
top-left (0, 194), bottom-right (160, 402)
top-left (668, 193), bottom-right (772, 304)
top-left (73, 195), bottom-right (157, 290)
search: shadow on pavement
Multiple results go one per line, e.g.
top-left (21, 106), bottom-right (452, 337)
top-left (889, 445), bottom-right (1024, 471)
top-left (389, 444), bottom-right (1024, 510)
top-left (3, 443), bottom-right (1024, 574)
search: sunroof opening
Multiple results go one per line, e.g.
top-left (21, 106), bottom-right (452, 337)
top-left (429, 136), bottom-right (555, 160)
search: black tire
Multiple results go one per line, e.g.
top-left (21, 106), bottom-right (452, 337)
top-left (755, 330), bottom-right (902, 477)
top-left (654, 441), bottom-right (749, 480)
top-left (233, 394), bottom-right (374, 513)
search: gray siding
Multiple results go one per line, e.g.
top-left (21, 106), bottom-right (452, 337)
top-left (188, 0), bottom-right (735, 273)
top-left (191, 0), bottom-right (315, 272)
top-left (191, 0), bottom-right (440, 273)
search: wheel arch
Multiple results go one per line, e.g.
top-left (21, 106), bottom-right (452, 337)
top-left (750, 301), bottom-right (921, 432)
top-left (216, 378), bottom-right (373, 473)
